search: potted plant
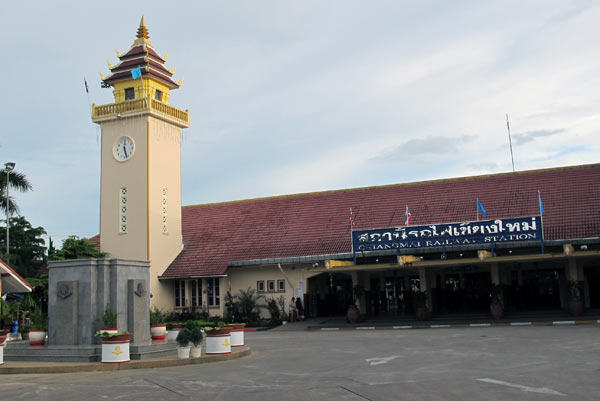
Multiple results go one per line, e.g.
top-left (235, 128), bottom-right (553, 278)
top-left (100, 305), bottom-right (118, 335)
top-left (489, 283), bottom-right (504, 320)
top-left (176, 327), bottom-right (192, 359)
top-left (97, 330), bottom-right (132, 363)
top-left (205, 323), bottom-right (232, 355)
top-left (225, 322), bottom-right (246, 347)
top-left (149, 307), bottom-right (167, 340)
top-left (567, 280), bottom-right (583, 316)
top-left (28, 308), bottom-right (47, 346)
top-left (186, 320), bottom-right (204, 358)
top-left (166, 321), bottom-right (185, 341)
top-left (413, 290), bottom-right (429, 321)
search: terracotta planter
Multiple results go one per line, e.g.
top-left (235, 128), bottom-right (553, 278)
top-left (29, 330), bottom-right (47, 346)
top-left (225, 323), bottom-right (246, 347)
top-left (568, 298), bottom-right (583, 316)
top-left (347, 305), bottom-right (359, 324)
top-left (101, 333), bottom-right (132, 363)
top-left (150, 324), bottom-right (167, 340)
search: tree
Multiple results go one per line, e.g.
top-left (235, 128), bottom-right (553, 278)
top-left (0, 168), bottom-right (32, 217)
top-left (0, 216), bottom-right (47, 277)
top-left (49, 236), bottom-right (107, 260)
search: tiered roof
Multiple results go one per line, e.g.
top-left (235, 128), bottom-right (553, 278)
top-left (102, 16), bottom-right (179, 89)
top-left (162, 163), bottom-right (600, 278)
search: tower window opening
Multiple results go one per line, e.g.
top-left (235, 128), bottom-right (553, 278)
top-left (125, 87), bottom-right (135, 100)
top-left (155, 90), bottom-right (163, 101)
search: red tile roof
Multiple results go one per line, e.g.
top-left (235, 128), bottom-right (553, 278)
top-left (162, 164), bottom-right (600, 278)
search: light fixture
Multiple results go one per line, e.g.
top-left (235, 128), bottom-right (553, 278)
top-left (4, 162), bottom-right (15, 255)
top-left (580, 245), bottom-right (588, 251)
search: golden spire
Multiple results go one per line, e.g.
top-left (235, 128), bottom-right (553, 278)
top-left (133, 15), bottom-right (153, 47)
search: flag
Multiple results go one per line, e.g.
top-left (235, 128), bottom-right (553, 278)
top-left (84, 78), bottom-right (89, 93)
top-left (538, 190), bottom-right (544, 214)
top-left (131, 67), bottom-right (142, 79)
top-left (349, 208), bottom-right (356, 226)
top-left (477, 199), bottom-right (487, 217)
top-left (404, 205), bottom-right (412, 225)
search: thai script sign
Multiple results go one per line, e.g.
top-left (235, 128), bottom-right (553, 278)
top-left (352, 216), bottom-right (542, 252)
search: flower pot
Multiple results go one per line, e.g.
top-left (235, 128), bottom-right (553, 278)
top-left (167, 329), bottom-right (180, 341)
top-left (29, 330), bottom-right (47, 346)
top-left (225, 323), bottom-right (246, 347)
top-left (150, 324), bottom-right (167, 340)
top-left (347, 305), bottom-right (359, 324)
top-left (568, 297), bottom-right (583, 316)
top-left (100, 328), bottom-right (119, 335)
top-left (177, 346), bottom-right (191, 359)
top-left (206, 327), bottom-right (232, 355)
top-left (0, 335), bottom-right (6, 365)
top-left (190, 345), bottom-right (202, 358)
top-left (101, 333), bottom-right (132, 363)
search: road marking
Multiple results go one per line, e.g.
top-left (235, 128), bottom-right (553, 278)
top-left (356, 327), bottom-right (375, 330)
top-left (470, 323), bottom-right (491, 327)
top-left (321, 328), bottom-right (339, 331)
top-left (392, 325), bottom-right (412, 329)
top-left (552, 321), bottom-right (575, 325)
top-left (477, 378), bottom-right (565, 396)
top-left (431, 325), bottom-right (451, 328)
top-left (365, 355), bottom-right (400, 366)
top-left (510, 322), bottom-right (532, 326)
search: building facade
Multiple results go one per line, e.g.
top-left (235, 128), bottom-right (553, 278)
top-left (93, 19), bottom-right (600, 320)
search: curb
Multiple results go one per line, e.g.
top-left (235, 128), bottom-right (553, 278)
top-left (308, 319), bottom-right (600, 331)
top-left (0, 347), bottom-right (251, 375)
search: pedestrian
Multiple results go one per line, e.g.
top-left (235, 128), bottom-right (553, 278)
top-left (296, 296), bottom-right (304, 320)
top-left (289, 297), bottom-right (297, 322)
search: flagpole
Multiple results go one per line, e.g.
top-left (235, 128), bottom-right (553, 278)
top-left (538, 190), bottom-right (545, 254)
top-left (476, 198), bottom-right (479, 221)
top-left (506, 114), bottom-right (515, 172)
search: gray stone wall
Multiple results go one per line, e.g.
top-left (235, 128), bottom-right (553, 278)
top-left (48, 258), bottom-right (150, 346)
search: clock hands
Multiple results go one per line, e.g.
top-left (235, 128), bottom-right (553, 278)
top-left (122, 143), bottom-right (128, 158)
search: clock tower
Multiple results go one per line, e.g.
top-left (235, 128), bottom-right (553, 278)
top-left (92, 17), bottom-right (189, 309)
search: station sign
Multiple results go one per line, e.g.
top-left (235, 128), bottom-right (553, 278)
top-left (352, 216), bottom-right (542, 253)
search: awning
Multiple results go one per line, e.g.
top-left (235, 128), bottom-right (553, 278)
top-left (0, 259), bottom-right (33, 293)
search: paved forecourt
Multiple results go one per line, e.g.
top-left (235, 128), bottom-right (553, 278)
top-left (0, 324), bottom-right (598, 400)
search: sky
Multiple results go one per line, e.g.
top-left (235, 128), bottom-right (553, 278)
top-left (1, 1), bottom-right (599, 247)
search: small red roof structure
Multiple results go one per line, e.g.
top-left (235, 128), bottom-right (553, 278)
top-left (163, 163), bottom-right (600, 279)
top-left (0, 259), bottom-right (33, 293)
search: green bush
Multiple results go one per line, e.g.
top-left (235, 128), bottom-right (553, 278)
top-left (102, 305), bottom-right (118, 328)
top-left (176, 327), bottom-right (191, 347)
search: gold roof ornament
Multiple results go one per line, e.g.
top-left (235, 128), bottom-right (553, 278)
top-left (106, 60), bottom-right (113, 69)
top-left (133, 15), bottom-right (153, 47)
top-left (115, 49), bottom-right (121, 57)
top-left (169, 66), bottom-right (176, 74)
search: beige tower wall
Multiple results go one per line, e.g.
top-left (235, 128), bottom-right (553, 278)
top-left (98, 113), bottom-right (184, 312)
top-left (147, 116), bottom-right (184, 310)
top-left (100, 116), bottom-right (149, 261)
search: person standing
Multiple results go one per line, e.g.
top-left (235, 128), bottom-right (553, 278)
top-left (289, 297), bottom-right (297, 322)
top-left (296, 296), bottom-right (304, 320)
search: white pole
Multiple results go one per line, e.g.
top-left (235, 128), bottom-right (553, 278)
top-left (5, 169), bottom-right (9, 255)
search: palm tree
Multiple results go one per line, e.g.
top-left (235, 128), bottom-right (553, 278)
top-left (0, 168), bottom-right (32, 216)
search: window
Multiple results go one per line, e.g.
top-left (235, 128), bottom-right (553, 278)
top-left (155, 90), bottom-right (163, 101)
top-left (162, 188), bottom-right (168, 234)
top-left (277, 280), bottom-right (285, 292)
top-left (257, 281), bottom-right (265, 292)
top-left (125, 87), bottom-right (135, 100)
top-left (267, 280), bottom-right (275, 292)
top-left (119, 187), bottom-right (127, 233)
top-left (175, 280), bottom-right (185, 307)
top-left (190, 279), bottom-right (202, 307)
top-left (207, 278), bottom-right (220, 306)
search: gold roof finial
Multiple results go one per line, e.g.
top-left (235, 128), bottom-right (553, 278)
top-left (133, 15), bottom-right (153, 47)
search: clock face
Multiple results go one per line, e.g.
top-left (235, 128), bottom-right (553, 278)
top-left (113, 136), bottom-right (135, 162)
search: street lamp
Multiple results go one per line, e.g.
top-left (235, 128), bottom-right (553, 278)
top-left (4, 162), bottom-right (15, 256)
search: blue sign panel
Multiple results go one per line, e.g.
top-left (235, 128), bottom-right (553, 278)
top-left (352, 216), bottom-right (542, 253)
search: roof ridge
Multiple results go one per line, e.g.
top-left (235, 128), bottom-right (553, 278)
top-left (183, 163), bottom-right (600, 209)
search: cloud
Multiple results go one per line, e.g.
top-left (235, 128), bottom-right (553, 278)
top-left (512, 129), bottom-right (564, 146)
top-left (373, 135), bottom-right (475, 161)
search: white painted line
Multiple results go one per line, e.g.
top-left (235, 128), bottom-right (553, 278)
top-left (321, 328), bottom-right (339, 331)
top-left (393, 325), bottom-right (412, 329)
top-left (552, 321), bottom-right (575, 325)
top-left (431, 325), bottom-right (451, 328)
top-left (477, 378), bottom-right (565, 396)
top-left (470, 323), bottom-right (491, 327)
top-left (356, 327), bottom-right (375, 330)
top-left (365, 355), bottom-right (400, 366)
top-left (510, 322), bottom-right (532, 326)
